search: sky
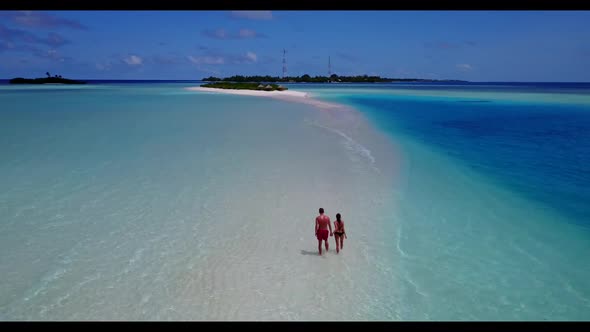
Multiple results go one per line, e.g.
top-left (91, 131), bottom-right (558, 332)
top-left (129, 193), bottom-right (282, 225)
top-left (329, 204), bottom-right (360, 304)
top-left (0, 10), bottom-right (589, 81)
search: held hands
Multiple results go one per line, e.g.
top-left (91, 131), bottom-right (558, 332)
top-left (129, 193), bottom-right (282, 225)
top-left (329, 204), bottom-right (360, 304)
top-left (330, 232), bottom-right (333, 237)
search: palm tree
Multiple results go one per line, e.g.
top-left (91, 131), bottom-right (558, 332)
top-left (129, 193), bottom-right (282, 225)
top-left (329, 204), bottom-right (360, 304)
top-left (46, 72), bottom-right (50, 78)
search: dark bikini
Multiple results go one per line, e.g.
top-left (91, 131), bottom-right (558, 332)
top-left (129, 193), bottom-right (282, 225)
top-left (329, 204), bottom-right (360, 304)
top-left (334, 221), bottom-right (345, 236)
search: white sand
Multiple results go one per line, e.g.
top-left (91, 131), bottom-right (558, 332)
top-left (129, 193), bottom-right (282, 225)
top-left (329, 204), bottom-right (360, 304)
top-left (186, 86), bottom-right (309, 98)
top-left (186, 86), bottom-right (343, 110)
top-left (177, 85), bottom-right (403, 320)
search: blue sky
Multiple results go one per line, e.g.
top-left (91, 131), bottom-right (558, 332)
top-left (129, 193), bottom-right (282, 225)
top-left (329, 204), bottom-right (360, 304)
top-left (1, 10), bottom-right (589, 81)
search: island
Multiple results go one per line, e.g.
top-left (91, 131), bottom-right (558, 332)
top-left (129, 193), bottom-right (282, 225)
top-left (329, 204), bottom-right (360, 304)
top-left (201, 82), bottom-right (288, 91)
top-left (202, 74), bottom-right (467, 84)
top-left (9, 72), bottom-right (86, 85)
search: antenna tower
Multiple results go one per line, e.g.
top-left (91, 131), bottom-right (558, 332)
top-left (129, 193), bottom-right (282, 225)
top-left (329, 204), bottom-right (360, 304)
top-left (282, 49), bottom-right (287, 79)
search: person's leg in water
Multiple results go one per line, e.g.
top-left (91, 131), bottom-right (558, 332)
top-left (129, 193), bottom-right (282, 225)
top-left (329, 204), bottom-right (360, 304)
top-left (334, 234), bottom-right (340, 253)
top-left (340, 235), bottom-right (344, 250)
top-left (318, 237), bottom-right (323, 255)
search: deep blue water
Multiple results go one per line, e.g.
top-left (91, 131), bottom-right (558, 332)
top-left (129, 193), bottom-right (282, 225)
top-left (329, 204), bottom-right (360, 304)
top-left (337, 93), bottom-right (590, 225)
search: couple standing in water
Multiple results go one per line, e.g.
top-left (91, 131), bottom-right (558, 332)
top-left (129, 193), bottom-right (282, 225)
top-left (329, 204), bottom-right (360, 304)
top-left (315, 208), bottom-right (347, 255)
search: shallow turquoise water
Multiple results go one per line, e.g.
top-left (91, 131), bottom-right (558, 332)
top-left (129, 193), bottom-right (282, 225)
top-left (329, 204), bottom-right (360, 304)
top-left (1, 82), bottom-right (589, 320)
top-left (0, 83), bottom-right (397, 320)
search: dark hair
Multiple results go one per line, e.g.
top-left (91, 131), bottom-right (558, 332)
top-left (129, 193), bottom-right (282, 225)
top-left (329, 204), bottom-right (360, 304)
top-left (336, 213), bottom-right (341, 222)
top-left (319, 208), bottom-right (324, 214)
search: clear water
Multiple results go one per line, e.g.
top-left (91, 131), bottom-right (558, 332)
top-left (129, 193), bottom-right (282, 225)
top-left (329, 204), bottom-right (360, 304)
top-left (347, 94), bottom-right (590, 223)
top-left (0, 83), bottom-right (398, 320)
top-left (305, 83), bottom-right (590, 320)
top-left (295, 83), bottom-right (590, 222)
top-left (1, 82), bottom-right (589, 320)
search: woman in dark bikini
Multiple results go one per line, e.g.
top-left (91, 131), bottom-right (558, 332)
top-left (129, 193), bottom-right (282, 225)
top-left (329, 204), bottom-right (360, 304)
top-left (333, 213), bottom-right (347, 254)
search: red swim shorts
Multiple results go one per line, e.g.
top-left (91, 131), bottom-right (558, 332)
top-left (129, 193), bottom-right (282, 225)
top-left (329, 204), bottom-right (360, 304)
top-left (316, 229), bottom-right (329, 241)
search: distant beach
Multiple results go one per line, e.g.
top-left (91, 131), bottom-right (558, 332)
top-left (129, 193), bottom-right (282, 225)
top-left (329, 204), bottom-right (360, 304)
top-left (186, 86), bottom-right (344, 110)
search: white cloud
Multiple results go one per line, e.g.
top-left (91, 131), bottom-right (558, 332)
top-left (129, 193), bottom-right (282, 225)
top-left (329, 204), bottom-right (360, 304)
top-left (246, 51), bottom-right (257, 62)
top-left (195, 66), bottom-right (221, 76)
top-left (153, 55), bottom-right (184, 65)
top-left (187, 55), bottom-right (225, 65)
top-left (187, 52), bottom-right (256, 66)
top-left (46, 49), bottom-right (63, 61)
top-left (238, 29), bottom-right (257, 38)
top-left (203, 28), bottom-right (264, 39)
top-left (31, 48), bottom-right (69, 62)
top-left (229, 11), bottom-right (273, 20)
top-left (96, 61), bottom-right (112, 71)
top-left (456, 63), bottom-right (473, 71)
top-left (3, 41), bottom-right (15, 49)
top-left (124, 55), bottom-right (143, 66)
top-left (0, 10), bottom-right (87, 30)
top-left (213, 29), bottom-right (227, 39)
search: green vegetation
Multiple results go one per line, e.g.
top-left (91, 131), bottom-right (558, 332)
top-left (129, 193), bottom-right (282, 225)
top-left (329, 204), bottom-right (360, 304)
top-left (10, 72), bottom-right (86, 84)
top-left (201, 82), bottom-right (288, 91)
top-left (202, 74), bottom-right (467, 83)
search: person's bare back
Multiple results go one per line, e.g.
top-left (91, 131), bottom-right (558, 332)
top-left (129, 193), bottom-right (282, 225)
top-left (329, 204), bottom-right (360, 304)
top-left (315, 208), bottom-right (333, 255)
top-left (316, 214), bottom-right (330, 230)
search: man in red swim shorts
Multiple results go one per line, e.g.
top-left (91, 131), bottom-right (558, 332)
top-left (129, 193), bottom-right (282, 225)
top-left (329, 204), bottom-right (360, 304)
top-left (315, 208), bottom-right (333, 255)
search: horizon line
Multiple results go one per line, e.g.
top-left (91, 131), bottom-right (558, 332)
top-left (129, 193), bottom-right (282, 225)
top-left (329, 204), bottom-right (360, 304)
top-left (2, 79), bottom-right (590, 83)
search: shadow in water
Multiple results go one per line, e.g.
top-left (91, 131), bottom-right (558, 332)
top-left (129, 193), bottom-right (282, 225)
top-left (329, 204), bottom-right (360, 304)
top-left (300, 250), bottom-right (319, 256)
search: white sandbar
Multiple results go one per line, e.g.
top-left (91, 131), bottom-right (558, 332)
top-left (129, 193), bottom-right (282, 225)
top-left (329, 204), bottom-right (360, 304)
top-left (185, 86), bottom-right (343, 110)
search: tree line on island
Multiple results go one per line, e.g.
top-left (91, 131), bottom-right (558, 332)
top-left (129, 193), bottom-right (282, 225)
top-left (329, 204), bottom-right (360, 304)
top-left (201, 82), bottom-right (288, 91)
top-left (9, 72), bottom-right (86, 84)
top-left (202, 74), bottom-right (467, 83)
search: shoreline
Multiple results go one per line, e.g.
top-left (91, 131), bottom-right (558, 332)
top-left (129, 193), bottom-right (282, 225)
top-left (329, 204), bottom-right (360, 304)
top-left (185, 85), bottom-right (400, 174)
top-left (180, 84), bottom-right (405, 320)
top-left (187, 86), bottom-right (309, 98)
top-left (185, 86), bottom-right (344, 110)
